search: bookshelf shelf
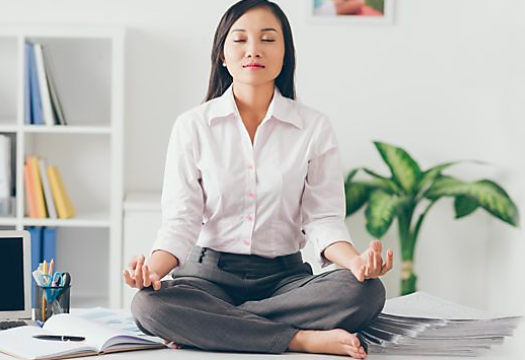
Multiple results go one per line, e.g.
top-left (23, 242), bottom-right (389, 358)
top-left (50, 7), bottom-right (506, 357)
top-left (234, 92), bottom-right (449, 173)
top-left (0, 26), bottom-right (124, 308)
top-left (22, 211), bottom-right (111, 228)
top-left (0, 124), bottom-right (18, 132)
top-left (23, 125), bottom-right (112, 135)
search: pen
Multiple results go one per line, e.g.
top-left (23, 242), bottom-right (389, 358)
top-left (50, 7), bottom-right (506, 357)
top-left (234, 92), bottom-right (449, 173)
top-left (33, 335), bottom-right (85, 342)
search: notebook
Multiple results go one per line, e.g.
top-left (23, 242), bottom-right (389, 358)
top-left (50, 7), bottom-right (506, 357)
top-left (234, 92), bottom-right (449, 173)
top-left (0, 313), bottom-right (165, 360)
top-left (0, 230), bottom-right (36, 329)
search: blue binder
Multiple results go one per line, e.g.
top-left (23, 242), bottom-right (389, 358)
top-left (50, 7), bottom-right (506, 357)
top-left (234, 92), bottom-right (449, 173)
top-left (42, 227), bottom-right (56, 264)
top-left (28, 226), bottom-right (42, 307)
top-left (24, 42), bottom-right (32, 125)
top-left (27, 42), bottom-right (44, 126)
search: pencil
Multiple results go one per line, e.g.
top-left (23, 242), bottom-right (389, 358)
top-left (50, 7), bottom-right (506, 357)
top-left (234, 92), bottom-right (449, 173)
top-left (42, 293), bottom-right (46, 322)
top-left (48, 259), bottom-right (54, 276)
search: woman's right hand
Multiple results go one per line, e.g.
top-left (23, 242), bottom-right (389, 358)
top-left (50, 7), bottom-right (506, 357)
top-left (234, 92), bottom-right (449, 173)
top-left (123, 255), bottom-right (162, 291)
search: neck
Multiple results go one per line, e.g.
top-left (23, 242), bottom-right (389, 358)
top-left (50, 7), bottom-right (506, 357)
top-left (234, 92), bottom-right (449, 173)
top-left (232, 82), bottom-right (275, 121)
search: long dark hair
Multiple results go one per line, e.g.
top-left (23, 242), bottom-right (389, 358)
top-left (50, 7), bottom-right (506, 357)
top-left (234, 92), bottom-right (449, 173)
top-left (204, 0), bottom-right (296, 102)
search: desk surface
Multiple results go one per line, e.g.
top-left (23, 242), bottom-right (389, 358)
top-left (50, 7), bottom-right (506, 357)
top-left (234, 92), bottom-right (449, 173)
top-left (0, 346), bottom-right (519, 360)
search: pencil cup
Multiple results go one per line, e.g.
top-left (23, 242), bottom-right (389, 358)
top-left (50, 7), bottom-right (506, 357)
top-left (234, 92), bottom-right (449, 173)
top-left (35, 285), bottom-right (71, 322)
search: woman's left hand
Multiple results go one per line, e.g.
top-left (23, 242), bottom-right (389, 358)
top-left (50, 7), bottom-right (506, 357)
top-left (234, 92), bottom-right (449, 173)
top-left (348, 240), bottom-right (393, 282)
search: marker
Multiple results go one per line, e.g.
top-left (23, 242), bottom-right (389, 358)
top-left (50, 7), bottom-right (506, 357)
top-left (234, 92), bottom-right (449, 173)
top-left (33, 335), bottom-right (85, 342)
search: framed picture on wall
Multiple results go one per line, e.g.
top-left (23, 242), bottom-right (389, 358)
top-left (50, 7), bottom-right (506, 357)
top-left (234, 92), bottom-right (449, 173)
top-left (312, 0), bottom-right (394, 25)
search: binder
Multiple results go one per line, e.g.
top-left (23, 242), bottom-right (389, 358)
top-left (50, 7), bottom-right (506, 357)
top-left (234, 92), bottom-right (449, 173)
top-left (42, 227), bottom-right (56, 265)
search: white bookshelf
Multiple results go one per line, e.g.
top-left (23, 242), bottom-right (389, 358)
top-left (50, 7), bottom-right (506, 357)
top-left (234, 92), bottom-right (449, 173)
top-left (0, 25), bottom-right (124, 308)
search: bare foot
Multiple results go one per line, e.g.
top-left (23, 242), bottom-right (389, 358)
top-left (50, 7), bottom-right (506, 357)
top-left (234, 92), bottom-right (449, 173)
top-left (288, 329), bottom-right (366, 359)
top-left (163, 339), bottom-right (181, 349)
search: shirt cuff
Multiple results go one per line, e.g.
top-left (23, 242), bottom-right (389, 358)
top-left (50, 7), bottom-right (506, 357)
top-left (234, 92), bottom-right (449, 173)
top-left (150, 236), bottom-right (193, 270)
top-left (305, 221), bottom-right (353, 268)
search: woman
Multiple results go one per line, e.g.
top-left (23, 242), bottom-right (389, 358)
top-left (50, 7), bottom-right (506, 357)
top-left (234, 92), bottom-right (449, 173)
top-left (124, 0), bottom-right (393, 358)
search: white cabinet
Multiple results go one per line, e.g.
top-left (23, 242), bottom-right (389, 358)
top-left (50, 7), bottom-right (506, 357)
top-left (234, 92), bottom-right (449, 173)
top-left (0, 26), bottom-right (124, 308)
top-left (122, 192), bottom-right (161, 310)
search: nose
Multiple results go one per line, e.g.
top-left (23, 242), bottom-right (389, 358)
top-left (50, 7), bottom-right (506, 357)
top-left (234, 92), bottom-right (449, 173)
top-left (245, 41), bottom-right (261, 59)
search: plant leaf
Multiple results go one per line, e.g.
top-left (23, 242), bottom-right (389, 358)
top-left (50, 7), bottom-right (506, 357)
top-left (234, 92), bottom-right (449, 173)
top-left (417, 160), bottom-right (489, 195)
top-left (374, 142), bottom-right (422, 195)
top-left (362, 167), bottom-right (401, 194)
top-left (365, 190), bottom-right (406, 238)
top-left (417, 162), bottom-right (457, 194)
top-left (454, 196), bottom-right (479, 218)
top-left (345, 168), bottom-right (359, 184)
top-left (425, 176), bottom-right (520, 227)
top-left (345, 181), bottom-right (372, 216)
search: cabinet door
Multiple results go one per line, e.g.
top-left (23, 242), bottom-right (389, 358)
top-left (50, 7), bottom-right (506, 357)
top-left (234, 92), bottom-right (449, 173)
top-left (122, 210), bottom-right (160, 310)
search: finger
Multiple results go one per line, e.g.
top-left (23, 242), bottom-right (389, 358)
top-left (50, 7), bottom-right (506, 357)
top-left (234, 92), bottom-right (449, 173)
top-left (380, 249), bottom-right (394, 275)
top-left (129, 254), bottom-right (142, 270)
top-left (143, 265), bottom-right (151, 287)
top-left (373, 250), bottom-right (379, 274)
top-left (135, 256), bottom-right (145, 286)
top-left (122, 270), bottom-right (135, 287)
top-left (151, 273), bottom-right (162, 291)
top-left (357, 265), bottom-right (365, 282)
top-left (371, 239), bottom-right (382, 253)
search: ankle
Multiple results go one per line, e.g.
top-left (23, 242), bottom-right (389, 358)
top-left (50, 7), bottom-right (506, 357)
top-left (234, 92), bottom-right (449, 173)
top-left (288, 330), bottom-right (310, 352)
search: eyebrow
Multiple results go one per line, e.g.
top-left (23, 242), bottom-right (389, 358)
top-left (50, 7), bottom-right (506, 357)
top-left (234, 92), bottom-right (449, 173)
top-left (231, 28), bottom-right (278, 33)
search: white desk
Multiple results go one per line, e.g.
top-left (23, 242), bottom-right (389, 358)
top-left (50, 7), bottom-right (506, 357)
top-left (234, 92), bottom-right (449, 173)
top-left (0, 345), bottom-right (517, 360)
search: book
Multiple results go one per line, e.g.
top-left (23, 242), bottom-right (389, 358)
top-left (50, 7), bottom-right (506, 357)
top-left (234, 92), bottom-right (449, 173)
top-left (39, 158), bottom-right (58, 219)
top-left (24, 163), bottom-right (38, 218)
top-left (27, 42), bottom-right (44, 126)
top-left (27, 156), bottom-right (48, 218)
top-left (0, 134), bottom-right (11, 199)
top-left (0, 313), bottom-right (165, 360)
top-left (24, 42), bottom-right (32, 124)
top-left (47, 166), bottom-right (75, 219)
top-left (42, 46), bottom-right (67, 126)
top-left (33, 43), bottom-right (55, 126)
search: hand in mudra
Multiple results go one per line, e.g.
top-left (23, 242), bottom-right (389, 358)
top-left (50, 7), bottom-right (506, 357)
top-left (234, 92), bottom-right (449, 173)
top-left (122, 255), bottom-right (162, 291)
top-left (348, 240), bottom-right (393, 282)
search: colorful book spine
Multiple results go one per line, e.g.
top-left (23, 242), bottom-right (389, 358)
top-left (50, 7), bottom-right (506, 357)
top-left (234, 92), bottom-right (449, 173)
top-left (24, 163), bottom-right (38, 218)
top-left (47, 166), bottom-right (75, 219)
top-left (39, 158), bottom-right (57, 219)
top-left (28, 42), bottom-right (44, 126)
top-left (24, 42), bottom-right (32, 125)
top-left (27, 157), bottom-right (47, 218)
top-left (33, 43), bottom-right (55, 126)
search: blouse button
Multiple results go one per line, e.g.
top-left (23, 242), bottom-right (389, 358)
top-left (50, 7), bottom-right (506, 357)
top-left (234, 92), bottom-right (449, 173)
top-left (247, 215), bottom-right (254, 222)
top-left (248, 164), bottom-right (254, 170)
top-left (248, 192), bottom-right (255, 199)
top-left (243, 240), bottom-right (250, 246)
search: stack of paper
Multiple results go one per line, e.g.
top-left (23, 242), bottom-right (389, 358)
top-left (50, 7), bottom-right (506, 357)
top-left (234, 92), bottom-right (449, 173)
top-left (360, 292), bottom-right (522, 357)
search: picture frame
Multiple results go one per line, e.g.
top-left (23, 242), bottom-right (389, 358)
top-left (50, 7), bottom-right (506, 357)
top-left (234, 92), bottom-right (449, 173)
top-left (311, 0), bottom-right (394, 25)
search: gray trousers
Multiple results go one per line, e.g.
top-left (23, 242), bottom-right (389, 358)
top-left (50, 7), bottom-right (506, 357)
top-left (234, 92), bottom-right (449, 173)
top-left (131, 246), bottom-right (386, 354)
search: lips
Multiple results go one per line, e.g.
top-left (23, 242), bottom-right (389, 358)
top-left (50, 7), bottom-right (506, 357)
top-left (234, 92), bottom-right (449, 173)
top-left (243, 63), bottom-right (265, 69)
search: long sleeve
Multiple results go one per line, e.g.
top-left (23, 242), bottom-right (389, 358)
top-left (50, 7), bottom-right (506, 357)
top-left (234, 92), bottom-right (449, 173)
top-left (151, 115), bottom-right (204, 268)
top-left (301, 117), bottom-right (353, 268)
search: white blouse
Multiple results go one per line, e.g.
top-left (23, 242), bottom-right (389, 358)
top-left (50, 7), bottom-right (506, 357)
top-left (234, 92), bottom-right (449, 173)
top-left (152, 85), bottom-right (352, 268)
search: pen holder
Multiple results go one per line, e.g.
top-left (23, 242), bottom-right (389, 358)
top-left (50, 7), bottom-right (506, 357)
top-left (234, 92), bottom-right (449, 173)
top-left (35, 285), bottom-right (71, 322)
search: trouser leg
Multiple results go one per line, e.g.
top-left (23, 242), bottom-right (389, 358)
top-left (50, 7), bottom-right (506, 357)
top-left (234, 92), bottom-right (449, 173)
top-left (131, 276), bottom-right (298, 354)
top-left (238, 268), bottom-right (386, 332)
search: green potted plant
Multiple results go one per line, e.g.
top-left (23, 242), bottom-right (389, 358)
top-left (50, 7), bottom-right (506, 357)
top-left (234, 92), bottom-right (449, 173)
top-left (345, 142), bottom-right (520, 295)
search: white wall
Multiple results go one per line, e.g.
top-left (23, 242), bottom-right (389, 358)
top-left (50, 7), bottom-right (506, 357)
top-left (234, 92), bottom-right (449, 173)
top-left (1, 0), bottom-right (523, 354)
